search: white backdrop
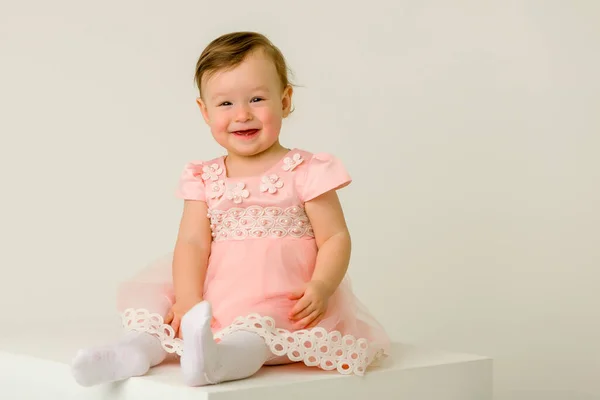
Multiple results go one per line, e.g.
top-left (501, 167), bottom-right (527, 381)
top-left (1, 1), bottom-right (599, 399)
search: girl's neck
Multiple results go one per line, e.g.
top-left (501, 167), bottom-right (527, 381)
top-left (224, 142), bottom-right (290, 178)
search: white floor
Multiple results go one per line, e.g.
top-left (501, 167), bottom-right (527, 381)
top-left (0, 321), bottom-right (493, 399)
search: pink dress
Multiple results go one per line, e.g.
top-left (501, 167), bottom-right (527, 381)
top-left (117, 149), bottom-right (390, 375)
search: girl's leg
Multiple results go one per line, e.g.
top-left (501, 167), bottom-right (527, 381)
top-left (71, 330), bottom-right (167, 387)
top-left (71, 284), bottom-right (172, 387)
top-left (180, 302), bottom-right (271, 386)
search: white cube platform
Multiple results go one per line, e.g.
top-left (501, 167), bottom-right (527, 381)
top-left (0, 321), bottom-right (492, 399)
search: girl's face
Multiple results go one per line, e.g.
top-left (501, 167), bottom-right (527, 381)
top-left (197, 50), bottom-right (293, 158)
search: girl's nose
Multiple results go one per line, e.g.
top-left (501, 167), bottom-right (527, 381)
top-left (234, 105), bottom-right (252, 122)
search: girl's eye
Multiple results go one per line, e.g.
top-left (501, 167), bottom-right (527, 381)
top-left (218, 101), bottom-right (232, 107)
top-left (251, 97), bottom-right (264, 103)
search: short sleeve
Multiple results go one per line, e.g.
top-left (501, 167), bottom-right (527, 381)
top-left (300, 153), bottom-right (352, 202)
top-left (175, 162), bottom-right (206, 201)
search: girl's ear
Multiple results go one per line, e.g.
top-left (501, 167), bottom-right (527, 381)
top-left (281, 85), bottom-right (294, 118)
top-left (196, 97), bottom-right (210, 124)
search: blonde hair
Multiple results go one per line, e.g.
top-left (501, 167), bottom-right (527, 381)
top-left (194, 31), bottom-right (293, 98)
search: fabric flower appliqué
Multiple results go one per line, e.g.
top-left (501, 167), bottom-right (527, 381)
top-left (260, 174), bottom-right (284, 194)
top-left (226, 182), bottom-right (250, 204)
top-left (207, 179), bottom-right (226, 199)
top-left (282, 153), bottom-right (303, 172)
top-left (201, 163), bottom-right (223, 181)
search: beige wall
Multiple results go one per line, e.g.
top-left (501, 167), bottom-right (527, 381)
top-left (1, 1), bottom-right (598, 399)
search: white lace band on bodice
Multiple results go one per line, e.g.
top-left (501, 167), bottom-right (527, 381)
top-left (121, 308), bottom-right (384, 376)
top-left (208, 205), bottom-right (314, 241)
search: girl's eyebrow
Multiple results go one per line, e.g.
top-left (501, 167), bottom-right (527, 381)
top-left (210, 92), bottom-right (227, 101)
top-left (251, 85), bottom-right (270, 92)
top-left (210, 85), bottom-right (271, 101)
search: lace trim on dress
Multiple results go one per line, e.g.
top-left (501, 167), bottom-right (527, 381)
top-left (122, 308), bottom-right (183, 355)
top-left (121, 308), bottom-right (383, 376)
top-left (207, 205), bottom-right (314, 241)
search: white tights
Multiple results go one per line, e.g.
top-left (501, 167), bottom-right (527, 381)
top-left (71, 301), bottom-right (274, 387)
top-left (180, 301), bottom-right (272, 386)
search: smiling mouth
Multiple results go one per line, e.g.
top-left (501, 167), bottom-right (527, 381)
top-left (231, 129), bottom-right (259, 137)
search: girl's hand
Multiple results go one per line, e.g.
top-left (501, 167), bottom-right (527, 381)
top-left (288, 280), bottom-right (332, 329)
top-left (164, 296), bottom-right (204, 338)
